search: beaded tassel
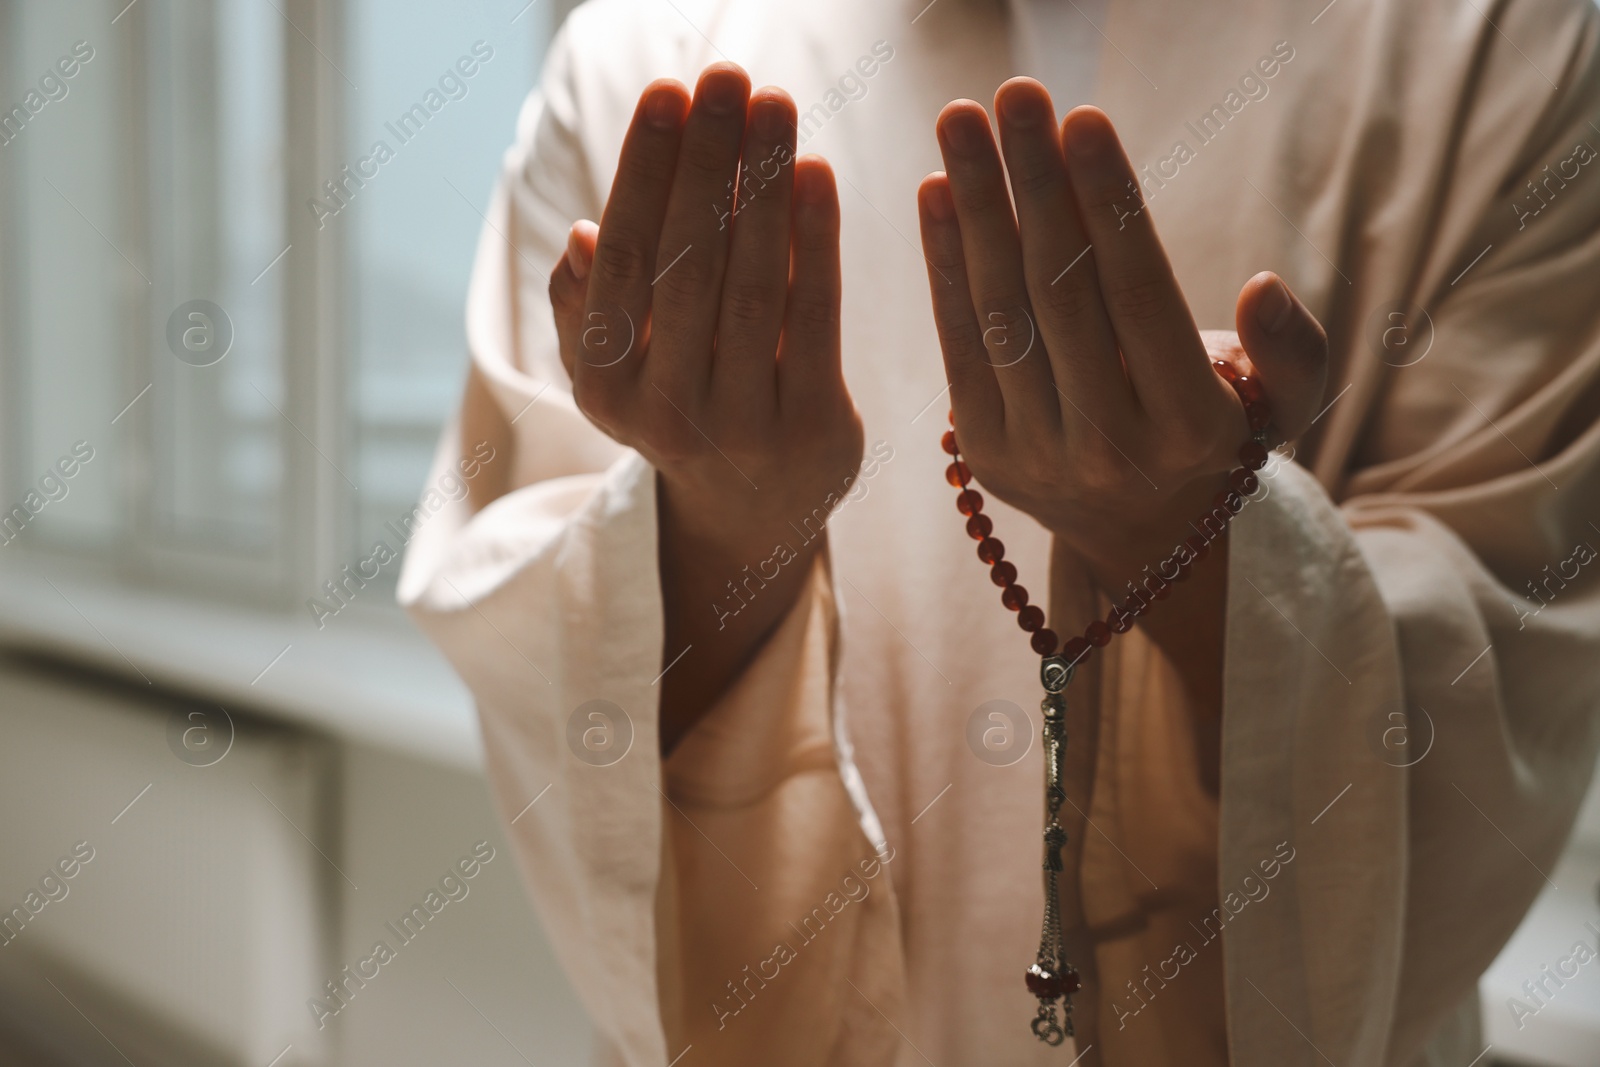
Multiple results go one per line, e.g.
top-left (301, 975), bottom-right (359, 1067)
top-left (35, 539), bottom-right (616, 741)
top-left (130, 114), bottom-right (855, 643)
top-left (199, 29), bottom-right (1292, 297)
top-left (940, 361), bottom-right (1274, 1047)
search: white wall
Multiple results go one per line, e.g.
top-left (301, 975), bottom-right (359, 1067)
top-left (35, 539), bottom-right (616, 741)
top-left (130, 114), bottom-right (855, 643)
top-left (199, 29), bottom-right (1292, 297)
top-left (327, 742), bottom-right (593, 1065)
top-left (0, 655), bottom-right (592, 1066)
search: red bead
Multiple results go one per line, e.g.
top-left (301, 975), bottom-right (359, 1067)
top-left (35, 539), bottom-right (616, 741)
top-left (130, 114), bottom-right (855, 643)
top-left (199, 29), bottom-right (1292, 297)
top-left (1246, 400), bottom-right (1272, 432)
top-left (1184, 534), bottom-right (1210, 561)
top-left (946, 461), bottom-right (972, 487)
top-left (1234, 374), bottom-right (1265, 405)
top-left (1001, 584), bottom-right (1029, 610)
top-left (941, 430), bottom-right (959, 455)
top-left (1212, 359), bottom-right (1239, 382)
top-left (966, 513), bottom-right (993, 540)
top-left (1017, 605), bottom-right (1045, 632)
top-left (1085, 620), bottom-right (1111, 647)
top-left (1238, 440), bottom-right (1268, 471)
top-left (1214, 490), bottom-right (1244, 514)
top-left (1026, 966), bottom-right (1064, 1000)
top-left (1061, 636), bottom-right (1092, 665)
top-left (956, 489), bottom-right (983, 516)
top-left (1229, 468), bottom-right (1259, 495)
top-left (990, 560), bottom-right (1018, 586)
top-left (1024, 962), bottom-right (1080, 999)
top-left (1108, 605), bottom-right (1133, 633)
top-left (1031, 628), bottom-right (1059, 655)
top-left (977, 537), bottom-right (1005, 564)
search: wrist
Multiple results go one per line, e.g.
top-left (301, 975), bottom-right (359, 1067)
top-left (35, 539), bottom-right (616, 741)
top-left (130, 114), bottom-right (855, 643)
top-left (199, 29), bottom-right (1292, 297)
top-left (656, 470), bottom-right (824, 573)
top-left (1057, 471), bottom-right (1231, 591)
top-left (1043, 471), bottom-right (1231, 713)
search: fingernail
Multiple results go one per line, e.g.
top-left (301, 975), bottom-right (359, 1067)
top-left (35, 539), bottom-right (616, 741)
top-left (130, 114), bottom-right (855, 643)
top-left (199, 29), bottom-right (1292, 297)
top-left (796, 160), bottom-right (830, 205)
top-left (699, 70), bottom-right (746, 115)
top-left (752, 98), bottom-right (788, 141)
top-left (940, 110), bottom-right (987, 157)
top-left (923, 178), bottom-right (954, 221)
top-left (1256, 275), bottom-right (1293, 334)
top-left (567, 223), bottom-right (594, 279)
top-left (1064, 111), bottom-right (1112, 161)
top-left (646, 88), bottom-right (684, 129)
top-left (997, 85), bottom-right (1046, 128)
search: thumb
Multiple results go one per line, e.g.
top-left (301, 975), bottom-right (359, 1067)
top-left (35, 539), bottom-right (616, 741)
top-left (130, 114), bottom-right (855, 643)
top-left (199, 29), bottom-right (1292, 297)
top-left (549, 219), bottom-right (598, 382)
top-left (1234, 271), bottom-right (1328, 441)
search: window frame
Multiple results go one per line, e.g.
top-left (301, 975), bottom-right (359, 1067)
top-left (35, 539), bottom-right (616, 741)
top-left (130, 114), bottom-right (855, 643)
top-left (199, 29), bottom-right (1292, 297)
top-left (0, 0), bottom-right (570, 631)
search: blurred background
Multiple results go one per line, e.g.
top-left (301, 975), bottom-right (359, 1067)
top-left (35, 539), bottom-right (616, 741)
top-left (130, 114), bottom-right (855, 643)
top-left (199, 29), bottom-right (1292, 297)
top-left (0, 0), bottom-right (595, 1063)
top-left (0, 1), bottom-right (1595, 1065)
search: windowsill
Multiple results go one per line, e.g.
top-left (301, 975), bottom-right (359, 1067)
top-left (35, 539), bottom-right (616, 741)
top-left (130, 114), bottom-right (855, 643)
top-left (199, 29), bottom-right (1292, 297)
top-left (0, 560), bottom-right (482, 771)
top-left (1480, 842), bottom-right (1600, 1064)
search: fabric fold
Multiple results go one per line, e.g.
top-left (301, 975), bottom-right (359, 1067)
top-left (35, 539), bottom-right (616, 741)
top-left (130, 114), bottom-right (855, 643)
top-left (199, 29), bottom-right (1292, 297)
top-left (659, 553), bottom-right (905, 1066)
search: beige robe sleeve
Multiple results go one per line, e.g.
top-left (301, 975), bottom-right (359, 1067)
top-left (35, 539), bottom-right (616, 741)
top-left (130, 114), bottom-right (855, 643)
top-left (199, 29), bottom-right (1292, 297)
top-left (395, 10), bottom-right (898, 1066)
top-left (1203, 4), bottom-right (1600, 1065)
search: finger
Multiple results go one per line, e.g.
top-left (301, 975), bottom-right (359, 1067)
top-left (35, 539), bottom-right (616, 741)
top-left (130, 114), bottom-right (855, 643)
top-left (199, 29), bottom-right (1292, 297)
top-left (992, 80), bottom-right (1130, 415)
top-left (936, 100), bottom-right (1058, 432)
top-left (550, 220), bottom-right (596, 385)
top-left (713, 88), bottom-right (797, 397)
top-left (1234, 272), bottom-right (1328, 441)
top-left (777, 156), bottom-right (843, 409)
top-left (581, 80), bottom-right (689, 394)
top-left (1060, 106), bottom-right (1216, 422)
top-left (648, 63), bottom-right (751, 399)
top-left (917, 172), bottom-right (1003, 442)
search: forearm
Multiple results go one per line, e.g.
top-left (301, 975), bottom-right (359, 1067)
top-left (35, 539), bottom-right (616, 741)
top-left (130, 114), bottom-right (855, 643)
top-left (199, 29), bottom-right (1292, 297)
top-left (655, 475), bottom-right (823, 755)
top-left (1069, 471), bottom-right (1230, 790)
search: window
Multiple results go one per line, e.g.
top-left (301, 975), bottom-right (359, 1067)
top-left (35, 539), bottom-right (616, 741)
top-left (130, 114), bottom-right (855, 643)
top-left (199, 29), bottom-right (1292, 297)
top-left (0, 0), bottom-right (554, 613)
top-left (343, 0), bottom-right (547, 574)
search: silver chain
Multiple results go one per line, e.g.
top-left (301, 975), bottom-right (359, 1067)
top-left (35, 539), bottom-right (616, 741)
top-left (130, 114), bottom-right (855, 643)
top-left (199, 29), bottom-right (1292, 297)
top-left (1031, 655), bottom-right (1077, 1046)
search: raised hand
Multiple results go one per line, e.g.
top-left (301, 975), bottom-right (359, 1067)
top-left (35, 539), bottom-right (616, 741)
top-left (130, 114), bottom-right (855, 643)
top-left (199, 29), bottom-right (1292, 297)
top-left (916, 79), bottom-right (1328, 586)
top-left (548, 64), bottom-right (863, 752)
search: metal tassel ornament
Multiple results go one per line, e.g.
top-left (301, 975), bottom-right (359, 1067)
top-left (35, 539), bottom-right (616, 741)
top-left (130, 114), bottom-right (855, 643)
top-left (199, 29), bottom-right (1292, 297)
top-left (1026, 654), bottom-right (1081, 1045)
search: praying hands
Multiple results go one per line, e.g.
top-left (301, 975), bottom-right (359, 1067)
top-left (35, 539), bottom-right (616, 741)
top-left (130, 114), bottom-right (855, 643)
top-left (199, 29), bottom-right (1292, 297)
top-left (548, 64), bottom-right (863, 753)
top-left (917, 78), bottom-right (1329, 594)
top-left (548, 64), bottom-right (1333, 748)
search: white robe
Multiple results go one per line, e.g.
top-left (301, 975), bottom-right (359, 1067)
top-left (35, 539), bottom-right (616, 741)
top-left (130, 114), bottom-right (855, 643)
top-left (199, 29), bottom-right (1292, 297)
top-left (398, 0), bottom-right (1600, 1063)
